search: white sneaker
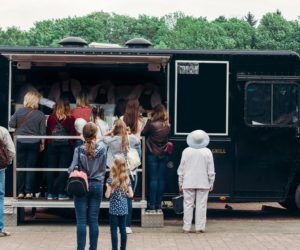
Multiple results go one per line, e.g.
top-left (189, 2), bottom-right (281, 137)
top-left (126, 227), bottom-right (133, 234)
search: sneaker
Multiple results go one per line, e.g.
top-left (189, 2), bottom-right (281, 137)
top-left (17, 193), bottom-right (24, 199)
top-left (25, 193), bottom-right (33, 199)
top-left (58, 194), bottom-right (70, 201)
top-left (0, 230), bottom-right (11, 237)
top-left (146, 208), bottom-right (156, 213)
top-left (156, 209), bottom-right (163, 213)
top-left (126, 227), bottom-right (133, 234)
top-left (195, 230), bottom-right (205, 234)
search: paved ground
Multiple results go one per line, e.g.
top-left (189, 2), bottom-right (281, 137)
top-left (2, 202), bottom-right (300, 250)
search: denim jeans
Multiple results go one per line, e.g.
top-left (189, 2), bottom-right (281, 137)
top-left (0, 170), bottom-right (5, 232)
top-left (17, 142), bottom-right (40, 194)
top-left (74, 181), bottom-right (103, 250)
top-left (147, 153), bottom-right (167, 209)
top-left (110, 214), bottom-right (127, 250)
top-left (47, 144), bottom-right (72, 195)
top-left (126, 174), bottom-right (138, 227)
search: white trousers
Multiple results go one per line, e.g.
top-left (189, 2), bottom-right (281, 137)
top-left (183, 189), bottom-right (209, 231)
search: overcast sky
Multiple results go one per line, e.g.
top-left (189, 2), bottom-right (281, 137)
top-left (0, 0), bottom-right (299, 30)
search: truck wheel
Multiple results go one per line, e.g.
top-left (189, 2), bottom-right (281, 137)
top-left (295, 184), bottom-right (300, 211)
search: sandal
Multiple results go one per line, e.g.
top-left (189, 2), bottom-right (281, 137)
top-left (0, 231), bottom-right (11, 237)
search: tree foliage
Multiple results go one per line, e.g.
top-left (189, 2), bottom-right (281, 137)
top-left (0, 11), bottom-right (300, 54)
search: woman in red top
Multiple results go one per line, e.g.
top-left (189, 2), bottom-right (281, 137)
top-left (71, 91), bottom-right (92, 122)
top-left (46, 98), bottom-right (76, 200)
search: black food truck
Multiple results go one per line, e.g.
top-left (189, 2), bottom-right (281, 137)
top-left (1, 37), bottom-right (300, 216)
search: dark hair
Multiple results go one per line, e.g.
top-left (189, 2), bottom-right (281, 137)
top-left (114, 98), bottom-right (127, 118)
top-left (151, 104), bottom-right (169, 127)
top-left (91, 105), bottom-right (105, 122)
top-left (82, 122), bottom-right (98, 159)
top-left (123, 99), bottom-right (140, 134)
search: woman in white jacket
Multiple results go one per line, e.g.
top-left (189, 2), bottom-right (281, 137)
top-left (177, 130), bottom-right (215, 233)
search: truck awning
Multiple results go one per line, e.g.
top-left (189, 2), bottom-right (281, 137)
top-left (1, 53), bottom-right (170, 69)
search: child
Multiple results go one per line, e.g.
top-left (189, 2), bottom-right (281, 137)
top-left (105, 155), bottom-right (134, 250)
top-left (177, 130), bottom-right (215, 233)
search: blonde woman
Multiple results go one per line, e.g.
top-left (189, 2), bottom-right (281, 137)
top-left (46, 98), bottom-right (76, 200)
top-left (71, 91), bottom-right (92, 122)
top-left (104, 119), bottom-right (140, 169)
top-left (9, 90), bottom-right (46, 199)
top-left (68, 123), bottom-right (107, 250)
top-left (141, 104), bottom-right (170, 211)
top-left (105, 155), bottom-right (134, 250)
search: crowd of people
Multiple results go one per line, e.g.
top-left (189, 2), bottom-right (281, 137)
top-left (0, 87), bottom-right (216, 249)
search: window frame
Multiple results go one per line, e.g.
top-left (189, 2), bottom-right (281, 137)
top-left (174, 60), bottom-right (229, 136)
top-left (244, 81), bottom-right (300, 127)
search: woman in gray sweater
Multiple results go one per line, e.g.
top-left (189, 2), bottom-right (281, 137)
top-left (9, 91), bottom-right (46, 199)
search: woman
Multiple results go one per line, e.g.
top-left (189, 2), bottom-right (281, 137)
top-left (141, 104), bottom-right (170, 211)
top-left (104, 119), bottom-right (140, 169)
top-left (68, 123), bottom-right (107, 250)
top-left (91, 105), bottom-right (109, 139)
top-left (120, 99), bottom-right (144, 234)
top-left (177, 130), bottom-right (215, 233)
top-left (9, 90), bottom-right (46, 199)
top-left (46, 98), bottom-right (76, 200)
top-left (71, 91), bottom-right (92, 122)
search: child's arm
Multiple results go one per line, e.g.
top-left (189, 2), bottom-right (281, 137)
top-left (127, 186), bottom-right (134, 198)
top-left (105, 183), bottom-right (112, 198)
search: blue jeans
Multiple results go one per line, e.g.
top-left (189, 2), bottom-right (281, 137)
top-left (0, 170), bottom-right (4, 232)
top-left (147, 153), bottom-right (167, 209)
top-left (74, 181), bottom-right (103, 250)
top-left (110, 214), bottom-right (127, 250)
top-left (126, 174), bottom-right (138, 227)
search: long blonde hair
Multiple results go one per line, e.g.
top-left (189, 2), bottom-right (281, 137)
top-left (76, 91), bottom-right (90, 108)
top-left (110, 155), bottom-right (129, 192)
top-left (23, 91), bottom-right (41, 109)
top-left (53, 98), bottom-right (71, 120)
top-left (82, 122), bottom-right (97, 159)
top-left (111, 119), bottom-right (128, 152)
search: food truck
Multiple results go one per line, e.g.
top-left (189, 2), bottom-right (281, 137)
top-left (1, 37), bottom-right (300, 222)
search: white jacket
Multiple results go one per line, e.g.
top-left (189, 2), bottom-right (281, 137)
top-left (177, 147), bottom-right (215, 189)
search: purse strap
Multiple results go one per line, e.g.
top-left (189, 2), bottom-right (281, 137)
top-left (77, 147), bottom-right (83, 171)
top-left (16, 110), bottom-right (35, 129)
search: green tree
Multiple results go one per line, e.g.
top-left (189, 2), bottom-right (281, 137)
top-left (244, 12), bottom-right (257, 27)
top-left (0, 27), bottom-right (29, 46)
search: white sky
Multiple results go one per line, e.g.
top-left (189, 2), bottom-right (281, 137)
top-left (0, 0), bottom-right (299, 30)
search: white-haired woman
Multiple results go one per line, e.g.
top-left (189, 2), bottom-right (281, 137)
top-left (9, 91), bottom-right (46, 199)
top-left (177, 130), bottom-right (215, 233)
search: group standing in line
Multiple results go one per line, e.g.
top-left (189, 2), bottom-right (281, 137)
top-left (4, 87), bottom-right (215, 248)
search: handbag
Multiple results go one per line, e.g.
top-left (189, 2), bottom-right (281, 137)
top-left (125, 135), bottom-right (141, 171)
top-left (172, 194), bottom-right (184, 214)
top-left (66, 148), bottom-right (89, 197)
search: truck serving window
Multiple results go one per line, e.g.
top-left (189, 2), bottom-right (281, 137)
top-left (245, 83), bottom-right (299, 126)
top-left (175, 61), bottom-right (229, 136)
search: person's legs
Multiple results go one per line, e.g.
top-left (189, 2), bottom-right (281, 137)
top-left (16, 142), bottom-right (26, 195)
top-left (87, 182), bottom-right (103, 250)
top-left (0, 170), bottom-right (5, 232)
top-left (57, 145), bottom-right (72, 195)
top-left (195, 189), bottom-right (209, 232)
top-left (46, 144), bottom-right (58, 197)
top-left (183, 189), bottom-right (196, 232)
top-left (147, 153), bottom-right (158, 209)
top-left (126, 174), bottom-right (137, 227)
top-left (74, 195), bottom-right (88, 250)
top-left (119, 215), bottom-right (127, 250)
top-left (109, 214), bottom-right (119, 250)
top-left (25, 142), bottom-right (40, 194)
top-left (156, 157), bottom-right (167, 209)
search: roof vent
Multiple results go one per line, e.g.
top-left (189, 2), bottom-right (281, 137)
top-left (58, 36), bottom-right (88, 47)
top-left (125, 38), bottom-right (152, 48)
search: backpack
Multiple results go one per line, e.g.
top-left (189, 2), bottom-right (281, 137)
top-left (66, 148), bottom-right (89, 197)
top-left (52, 119), bottom-right (68, 145)
top-left (0, 139), bottom-right (10, 169)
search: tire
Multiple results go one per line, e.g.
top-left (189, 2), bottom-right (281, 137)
top-left (295, 184), bottom-right (300, 211)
